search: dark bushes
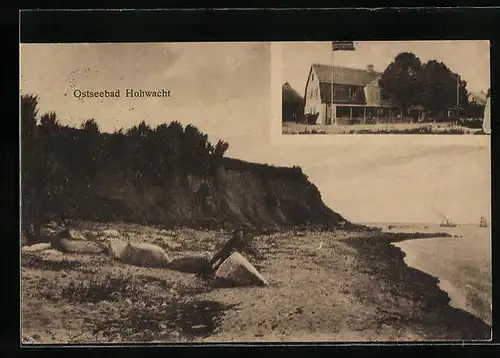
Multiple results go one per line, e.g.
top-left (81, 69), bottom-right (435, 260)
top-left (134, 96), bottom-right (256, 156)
top-left (282, 102), bottom-right (304, 123)
top-left (456, 118), bottom-right (484, 129)
top-left (304, 112), bottom-right (319, 124)
top-left (21, 94), bottom-right (229, 241)
top-left (221, 158), bottom-right (308, 182)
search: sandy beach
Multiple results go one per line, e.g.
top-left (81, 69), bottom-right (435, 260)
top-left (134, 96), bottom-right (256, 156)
top-left (21, 221), bottom-right (491, 344)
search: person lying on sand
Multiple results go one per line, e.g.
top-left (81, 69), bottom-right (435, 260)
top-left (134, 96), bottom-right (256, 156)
top-left (198, 228), bottom-right (255, 279)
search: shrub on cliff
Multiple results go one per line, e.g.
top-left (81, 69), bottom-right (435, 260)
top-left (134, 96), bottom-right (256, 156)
top-left (221, 158), bottom-right (308, 182)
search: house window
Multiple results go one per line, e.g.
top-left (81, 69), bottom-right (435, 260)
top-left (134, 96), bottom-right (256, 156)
top-left (348, 88), bottom-right (357, 99)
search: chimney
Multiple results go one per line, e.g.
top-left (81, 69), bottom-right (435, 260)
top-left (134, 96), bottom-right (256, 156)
top-left (366, 64), bottom-right (374, 73)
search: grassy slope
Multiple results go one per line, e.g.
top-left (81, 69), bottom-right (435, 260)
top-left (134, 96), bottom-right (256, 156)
top-left (282, 122), bottom-right (484, 135)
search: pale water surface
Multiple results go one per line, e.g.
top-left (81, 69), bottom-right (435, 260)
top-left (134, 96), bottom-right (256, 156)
top-left (390, 224), bottom-right (492, 326)
top-left (238, 143), bottom-right (490, 225)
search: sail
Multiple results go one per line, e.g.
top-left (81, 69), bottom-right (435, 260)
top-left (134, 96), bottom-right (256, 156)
top-left (432, 206), bottom-right (457, 227)
top-left (441, 214), bottom-right (452, 226)
top-left (480, 216), bottom-right (488, 227)
top-left (439, 214), bottom-right (456, 227)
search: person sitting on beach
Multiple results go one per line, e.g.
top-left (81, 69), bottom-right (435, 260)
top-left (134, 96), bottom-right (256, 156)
top-left (198, 228), bottom-right (249, 279)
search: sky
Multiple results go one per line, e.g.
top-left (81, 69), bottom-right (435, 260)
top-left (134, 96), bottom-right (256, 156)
top-left (20, 43), bottom-right (270, 146)
top-left (20, 42), bottom-right (491, 224)
top-left (281, 40), bottom-right (490, 96)
top-left (243, 142), bottom-right (491, 225)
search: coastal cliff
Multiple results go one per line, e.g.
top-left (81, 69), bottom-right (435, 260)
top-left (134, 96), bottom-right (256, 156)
top-left (73, 158), bottom-right (349, 230)
top-left (21, 94), bottom-right (349, 236)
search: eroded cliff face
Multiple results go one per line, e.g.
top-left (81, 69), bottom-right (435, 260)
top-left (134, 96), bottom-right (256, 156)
top-left (166, 166), bottom-right (347, 229)
top-left (71, 160), bottom-right (349, 230)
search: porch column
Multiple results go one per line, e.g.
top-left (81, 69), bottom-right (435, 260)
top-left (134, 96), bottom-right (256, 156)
top-left (363, 107), bottom-right (367, 124)
top-left (349, 107), bottom-right (352, 119)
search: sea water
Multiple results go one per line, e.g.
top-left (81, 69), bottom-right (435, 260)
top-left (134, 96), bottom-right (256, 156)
top-left (391, 224), bottom-right (492, 326)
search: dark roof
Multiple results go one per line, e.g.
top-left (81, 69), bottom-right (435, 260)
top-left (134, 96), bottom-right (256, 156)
top-left (318, 82), bottom-right (364, 104)
top-left (318, 80), bottom-right (396, 107)
top-left (312, 63), bottom-right (382, 86)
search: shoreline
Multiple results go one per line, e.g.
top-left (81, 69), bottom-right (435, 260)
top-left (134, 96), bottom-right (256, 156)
top-left (392, 235), bottom-right (492, 327)
top-left (340, 231), bottom-right (491, 341)
top-left (21, 222), bottom-right (492, 343)
top-left (200, 227), bottom-right (491, 341)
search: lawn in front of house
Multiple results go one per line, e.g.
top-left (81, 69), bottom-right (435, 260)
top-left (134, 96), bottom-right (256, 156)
top-left (282, 122), bottom-right (484, 135)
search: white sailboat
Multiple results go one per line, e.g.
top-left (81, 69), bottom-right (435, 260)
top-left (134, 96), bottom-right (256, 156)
top-left (439, 214), bottom-right (457, 228)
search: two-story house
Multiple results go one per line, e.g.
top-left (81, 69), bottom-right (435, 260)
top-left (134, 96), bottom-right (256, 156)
top-left (304, 63), bottom-right (403, 125)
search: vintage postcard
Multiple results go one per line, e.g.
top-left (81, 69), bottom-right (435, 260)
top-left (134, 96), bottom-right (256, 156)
top-left (280, 41), bottom-right (491, 135)
top-left (20, 41), bottom-right (491, 344)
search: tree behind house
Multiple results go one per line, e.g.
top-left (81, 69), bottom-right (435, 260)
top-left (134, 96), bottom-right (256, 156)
top-left (380, 53), bottom-right (470, 120)
top-left (379, 52), bottom-right (423, 116)
top-left (420, 60), bottom-right (468, 118)
top-left (282, 82), bottom-right (305, 123)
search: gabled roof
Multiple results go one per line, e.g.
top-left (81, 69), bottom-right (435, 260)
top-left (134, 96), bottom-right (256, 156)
top-left (312, 63), bottom-right (382, 86)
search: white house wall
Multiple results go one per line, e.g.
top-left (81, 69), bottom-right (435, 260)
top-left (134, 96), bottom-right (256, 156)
top-left (304, 68), bottom-right (324, 123)
top-left (364, 81), bottom-right (382, 106)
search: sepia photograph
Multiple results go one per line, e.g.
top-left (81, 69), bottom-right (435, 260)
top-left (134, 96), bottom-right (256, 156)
top-left (20, 42), bottom-right (491, 344)
top-left (281, 41), bottom-right (491, 135)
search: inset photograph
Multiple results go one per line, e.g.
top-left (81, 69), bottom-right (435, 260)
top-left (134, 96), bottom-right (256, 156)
top-left (281, 41), bottom-right (491, 135)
